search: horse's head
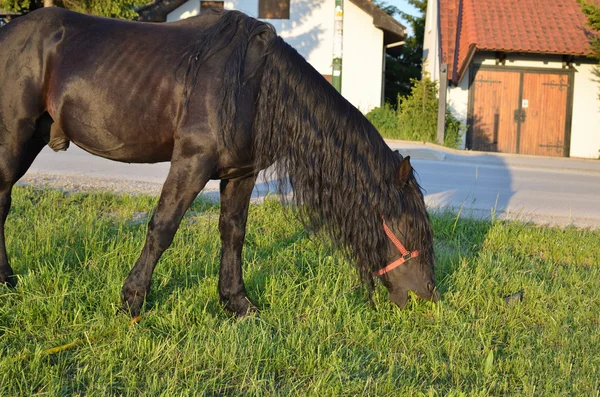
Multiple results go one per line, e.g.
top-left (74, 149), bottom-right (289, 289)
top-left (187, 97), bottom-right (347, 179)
top-left (378, 155), bottom-right (439, 308)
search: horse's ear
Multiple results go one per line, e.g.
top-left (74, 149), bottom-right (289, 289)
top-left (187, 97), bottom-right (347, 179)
top-left (396, 155), bottom-right (412, 186)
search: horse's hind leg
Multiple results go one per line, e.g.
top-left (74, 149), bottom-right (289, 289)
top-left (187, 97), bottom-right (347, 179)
top-left (0, 120), bottom-right (48, 286)
top-left (121, 147), bottom-right (216, 317)
top-left (218, 173), bottom-right (258, 316)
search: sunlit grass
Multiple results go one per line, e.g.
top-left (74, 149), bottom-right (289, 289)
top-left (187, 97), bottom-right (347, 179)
top-left (1, 186), bottom-right (599, 395)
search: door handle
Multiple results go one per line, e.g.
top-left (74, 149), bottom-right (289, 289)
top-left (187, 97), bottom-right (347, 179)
top-left (514, 109), bottom-right (526, 123)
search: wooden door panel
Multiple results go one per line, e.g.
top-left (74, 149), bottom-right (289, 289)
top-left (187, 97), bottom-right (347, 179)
top-left (471, 70), bottom-right (520, 153)
top-left (519, 73), bottom-right (569, 157)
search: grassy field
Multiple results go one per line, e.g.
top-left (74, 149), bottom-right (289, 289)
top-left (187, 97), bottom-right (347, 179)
top-left (1, 186), bottom-right (599, 396)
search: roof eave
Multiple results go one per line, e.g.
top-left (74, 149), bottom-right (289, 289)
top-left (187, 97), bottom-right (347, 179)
top-left (348, 0), bottom-right (407, 45)
top-left (477, 47), bottom-right (597, 58)
top-left (135, 0), bottom-right (188, 22)
top-left (453, 44), bottom-right (476, 85)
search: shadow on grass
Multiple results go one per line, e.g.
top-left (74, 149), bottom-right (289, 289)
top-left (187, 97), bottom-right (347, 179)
top-left (429, 209), bottom-right (505, 301)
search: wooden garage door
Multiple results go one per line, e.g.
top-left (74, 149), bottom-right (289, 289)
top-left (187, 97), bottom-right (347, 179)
top-left (470, 69), bottom-right (521, 153)
top-left (519, 73), bottom-right (570, 156)
top-left (469, 67), bottom-right (572, 157)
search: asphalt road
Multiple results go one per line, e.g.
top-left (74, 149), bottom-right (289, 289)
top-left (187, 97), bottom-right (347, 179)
top-left (21, 142), bottom-right (600, 229)
top-left (409, 157), bottom-right (600, 228)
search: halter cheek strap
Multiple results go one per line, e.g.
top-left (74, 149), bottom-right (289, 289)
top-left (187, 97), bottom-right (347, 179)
top-left (372, 218), bottom-right (419, 278)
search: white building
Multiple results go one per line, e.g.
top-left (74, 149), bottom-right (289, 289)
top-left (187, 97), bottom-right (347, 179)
top-left (137, 0), bottom-right (407, 113)
top-left (423, 0), bottom-right (600, 159)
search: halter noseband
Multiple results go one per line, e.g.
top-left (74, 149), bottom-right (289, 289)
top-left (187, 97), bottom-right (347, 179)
top-left (372, 217), bottom-right (419, 278)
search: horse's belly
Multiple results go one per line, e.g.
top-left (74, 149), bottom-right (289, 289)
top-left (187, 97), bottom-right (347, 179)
top-left (60, 117), bottom-right (173, 163)
top-left (52, 97), bottom-right (175, 163)
top-left (48, 61), bottom-right (179, 163)
top-left (74, 139), bottom-right (174, 164)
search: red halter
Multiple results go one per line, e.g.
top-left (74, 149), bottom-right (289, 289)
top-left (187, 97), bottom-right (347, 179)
top-left (372, 218), bottom-right (419, 278)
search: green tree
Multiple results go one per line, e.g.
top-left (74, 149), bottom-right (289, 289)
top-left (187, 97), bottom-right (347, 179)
top-left (577, 0), bottom-right (600, 99)
top-left (374, 0), bottom-right (426, 107)
top-left (366, 74), bottom-right (463, 148)
top-left (0, 0), bottom-right (145, 19)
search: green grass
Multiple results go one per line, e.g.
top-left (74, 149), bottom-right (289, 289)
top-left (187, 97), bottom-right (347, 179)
top-left (1, 186), bottom-right (599, 396)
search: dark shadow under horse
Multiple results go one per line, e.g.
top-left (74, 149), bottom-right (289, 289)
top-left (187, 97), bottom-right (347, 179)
top-left (0, 8), bottom-right (438, 316)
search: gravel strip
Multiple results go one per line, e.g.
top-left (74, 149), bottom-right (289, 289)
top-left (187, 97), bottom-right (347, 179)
top-left (18, 172), bottom-right (599, 229)
top-left (18, 172), bottom-right (166, 196)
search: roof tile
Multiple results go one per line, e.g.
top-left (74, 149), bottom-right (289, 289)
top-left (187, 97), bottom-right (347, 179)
top-left (439, 0), bottom-right (599, 83)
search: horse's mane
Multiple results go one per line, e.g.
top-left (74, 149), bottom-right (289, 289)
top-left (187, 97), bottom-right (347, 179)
top-left (176, 9), bottom-right (274, 135)
top-left (253, 35), bottom-right (434, 282)
top-left (179, 10), bottom-right (434, 287)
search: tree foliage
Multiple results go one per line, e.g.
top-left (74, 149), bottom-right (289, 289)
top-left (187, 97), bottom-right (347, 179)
top-left (0, 0), bottom-right (145, 19)
top-left (374, 0), bottom-right (426, 107)
top-left (577, 0), bottom-right (600, 99)
top-left (577, 0), bottom-right (600, 59)
top-left (366, 75), bottom-right (463, 148)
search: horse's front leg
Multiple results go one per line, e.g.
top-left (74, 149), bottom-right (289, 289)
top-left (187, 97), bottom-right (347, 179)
top-left (218, 173), bottom-right (258, 317)
top-left (0, 130), bottom-right (47, 287)
top-left (0, 190), bottom-right (15, 287)
top-left (121, 150), bottom-right (215, 317)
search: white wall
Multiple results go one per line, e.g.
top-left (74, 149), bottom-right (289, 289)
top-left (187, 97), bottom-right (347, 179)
top-left (447, 68), bottom-right (469, 149)
top-left (225, 0), bottom-right (258, 17)
top-left (422, 0), bottom-right (440, 81)
top-left (167, 0), bottom-right (386, 113)
top-left (476, 53), bottom-right (564, 69)
top-left (341, 0), bottom-right (383, 112)
top-left (227, 0), bottom-right (333, 73)
top-left (570, 61), bottom-right (600, 159)
top-left (166, 0), bottom-right (199, 22)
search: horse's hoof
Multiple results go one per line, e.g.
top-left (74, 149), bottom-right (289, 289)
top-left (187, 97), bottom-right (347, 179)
top-left (0, 270), bottom-right (17, 288)
top-left (236, 304), bottom-right (260, 318)
top-left (223, 295), bottom-right (260, 318)
top-left (121, 287), bottom-right (146, 317)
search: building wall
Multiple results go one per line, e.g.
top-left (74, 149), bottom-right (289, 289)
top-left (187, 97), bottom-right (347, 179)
top-left (222, 0), bottom-right (334, 73)
top-left (422, 0), bottom-right (440, 81)
top-left (570, 60), bottom-right (600, 159)
top-left (166, 0), bottom-right (385, 113)
top-left (225, 0), bottom-right (258, 18)
top-left (445, 53), bottom-right (600, 158)
top-left (166, 0), bottom-right (200, 22)
top-left (447, 68), bottom-right (469, 149)
top-left (341, 0), bottom-right (383, 112)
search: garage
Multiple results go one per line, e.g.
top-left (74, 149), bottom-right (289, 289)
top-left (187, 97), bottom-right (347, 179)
top-left (469, 66), bottom-right (574, 157)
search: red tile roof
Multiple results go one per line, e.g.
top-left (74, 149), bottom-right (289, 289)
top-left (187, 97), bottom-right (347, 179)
top-left (439, 0), bottom-right (599, 83)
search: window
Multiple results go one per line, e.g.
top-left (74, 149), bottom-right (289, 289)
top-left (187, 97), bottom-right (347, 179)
top-left (259, 0), bottom-right (290, 19)
top-left (201, 1), bottom-right (224, 12)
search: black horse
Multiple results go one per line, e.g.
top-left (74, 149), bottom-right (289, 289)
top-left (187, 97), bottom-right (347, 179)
top-left (0, 8), bottom-right (438, 316)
